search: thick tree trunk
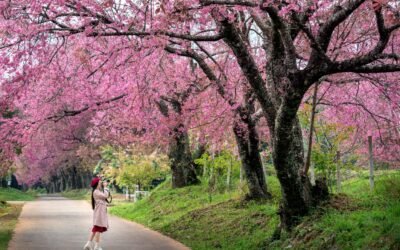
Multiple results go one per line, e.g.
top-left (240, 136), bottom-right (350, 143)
top-left (80, 175), bottom-right (85, 189)
top-left (66, 175), bottom-right (71, 190)
top-left (156, 99), bottom-right (199, 188)
top-left (168, 125), bottom-right (199, 188)
top-left (273, 111), bottom-right (328, 229)
top-left (272, 118), bottom-right (312, 228)
top-left (59, 176), bottom-right (63, 192)
top-left (71, 167), bottom-right (77, 189)
top-left (233, 120), bottom-right (270, 200)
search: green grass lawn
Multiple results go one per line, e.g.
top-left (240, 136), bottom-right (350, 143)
top-left (0, 188), bottom-right (36, 201)
top-left (0, 202), bottom-right (23, 250)
top-left (109, 172), bottom-right (400, 250)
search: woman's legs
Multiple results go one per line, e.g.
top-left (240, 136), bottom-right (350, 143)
top-left (84, 232), bottom-right (96, 249)
top-left (94, 232), bottom-right (101, 244)
top-left (88, 232), bottom-right (96, 241)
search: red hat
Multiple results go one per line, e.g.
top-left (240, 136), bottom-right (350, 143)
top-left (90, 177), bottom-right (100, 188)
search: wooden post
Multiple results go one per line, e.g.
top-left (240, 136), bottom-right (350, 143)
top-left (203, 162), bottom-right (208, 178)
top-left (226, 154), bottom-right (232, 188)
top-left (211, 145), bottom-right (215, 181)
top-left (239, 162), bottom-right (243, 184)
top-left (127, 187), bottom-right (131, 201)
top-left (336, 150), bottom-right (341, 193)
top-left (261, 152), bottom-right (268, 186)
top-left (368, 136), bottom-right (374, 190)
top-left (310, 162), bottom-right (316, 186)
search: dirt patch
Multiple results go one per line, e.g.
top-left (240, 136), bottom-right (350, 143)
top-left (327, 194), bottom-right (360, 211)
top-left (0, 204), bottom-right (22, 221)
top-left (274, 195), bottom-right (362, 249)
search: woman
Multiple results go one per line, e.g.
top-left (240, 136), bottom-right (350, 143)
top-left (83, 177), bottom-right (110, 250)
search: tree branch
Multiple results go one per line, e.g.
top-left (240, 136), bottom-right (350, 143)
top-left (46, 94), bottom-right (127, 122)
top-left (88, 30), bottom-right (224, 42)
top-left (317, 0), bottom-right (366, 51)
top-left (199, 0), bottom-right (257, 7)
top-left (165, 46), bottom-right (236, 107)
top-left (292, 14), bottom-right (333, 64)
top-left (348, 64), bottom-right (400, 73)
top-left (334, 7), bottom-right (392, 71)
top-left (263, 5), bottom-right (297, 69)
top-left (215, 14), bottom-right (277, 123)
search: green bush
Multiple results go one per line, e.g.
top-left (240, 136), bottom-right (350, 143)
top-left (374, 173), bottom-right (400, 200)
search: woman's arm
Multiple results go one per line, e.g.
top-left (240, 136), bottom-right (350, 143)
top-left (94, 189), bottom-right (110, 200)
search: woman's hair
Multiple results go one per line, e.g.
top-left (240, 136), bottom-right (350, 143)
top-left (91, 187), bottom-right (96, 210)
top-left (91, 180), bottom-right (104, 209)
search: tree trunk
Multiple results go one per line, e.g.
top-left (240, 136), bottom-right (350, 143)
top-left (80, 175), bottom-right (84, 189)
top-left (273, 111), bottom-right (329, 229)
top-left (66, 175), bottom-right (71, 191)
top-left (59, 176), bottom-right (63, 192)
top-left (71, 168), bottom-right (77, 189)
top-left (156, 98), bottom-right (199, 188)
top-left (168, 125), bottom-right (199, 188)
top-left (272, 117), bottom-right (312, 228)
top-left (233, 121), bottom-right (271, 200)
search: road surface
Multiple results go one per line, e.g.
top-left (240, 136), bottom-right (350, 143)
top-left (8, 196), bottom-right (189, 250)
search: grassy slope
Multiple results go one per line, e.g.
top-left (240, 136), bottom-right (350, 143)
top-left (272, 173), bottom-right (400, 249)
top-left (0, 202), bottom-right (23, 250)
top-left (109, 173), bottom-right (400, 250)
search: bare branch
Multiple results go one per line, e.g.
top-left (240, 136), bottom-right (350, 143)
top-left (292, 14), bottom-right (333, 64)
top-left (348, 64), bottom-right (400, 73)
top-left (46, 94), bottom-right (127, 122)
top-left (334, 7), bottom-right (391, 71)
top-left (88, 30), bottom-right (224, 42)
top-left (216, 15), bottom-right (277, 122)
top-left (199, 0), bottom-right (257, 7)
top-left (262, 5), bottom-right (297, 69)
top-left (317, 0), bottom-right (366, 51)
top-left (165, 45), bottom-right (236, 107)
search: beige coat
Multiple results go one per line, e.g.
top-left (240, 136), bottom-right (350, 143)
top-left (93, 189), bottom-right (109, 228)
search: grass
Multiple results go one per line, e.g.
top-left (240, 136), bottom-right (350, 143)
top-left (109, 171), bottom-right (400, 250)
top-left (0, 188), bottom-right (37, 201)
top-left (0, 202), bottom-right (23, 250)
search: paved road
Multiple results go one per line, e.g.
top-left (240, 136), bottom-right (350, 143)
top-left (8, 196), bottom-right (189, 250)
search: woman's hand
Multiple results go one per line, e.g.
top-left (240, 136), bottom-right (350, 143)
top-left (103, 181), bottom-right (108, 188)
